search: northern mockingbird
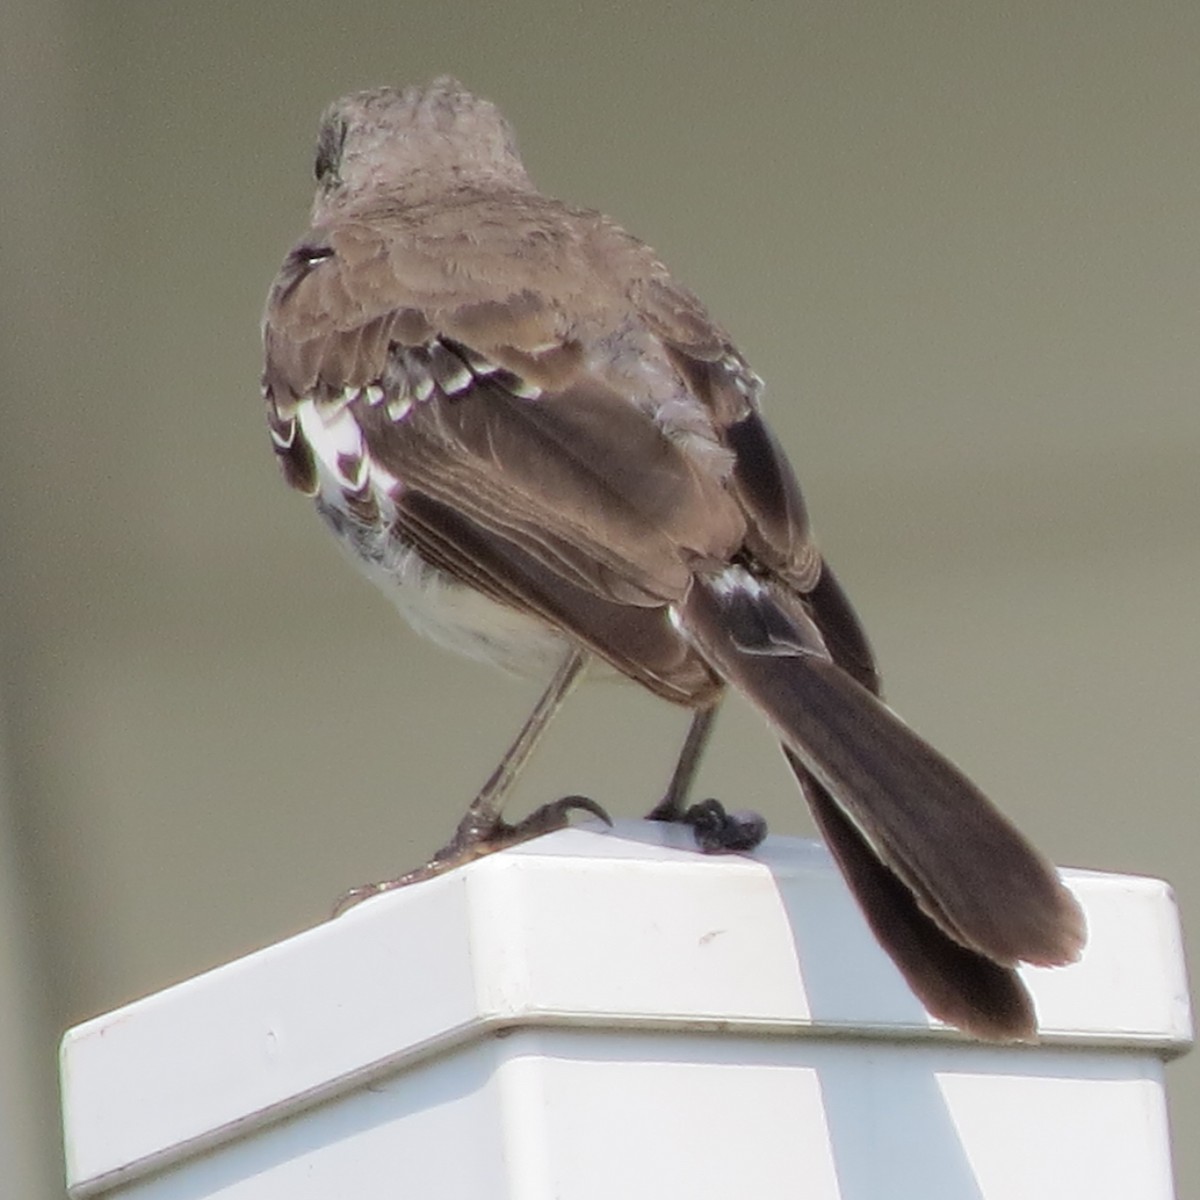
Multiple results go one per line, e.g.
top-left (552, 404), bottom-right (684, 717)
top-left (261, 77), bottom-right (1084, 1039)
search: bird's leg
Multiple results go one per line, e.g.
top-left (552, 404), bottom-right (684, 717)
top-left (647, 705), bottom-right (718, 822)
top-left (440, 646), bottom-right (605, 846)
top-left (646, 703), bottom-right (768, 852)
top-left (334, 648), bottom-right (606, 915)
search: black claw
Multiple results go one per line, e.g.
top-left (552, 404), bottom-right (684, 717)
top-left (552, 794), bottom-right (614, 826)
top-left (508, 794), bottom-right (613, 839)
top-left (682, 799), bottom-right (768, 853)
top-left (645, 796), bottom-right (682, 822)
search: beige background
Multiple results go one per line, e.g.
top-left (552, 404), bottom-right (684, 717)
top-left (2, 2), bottom-right (1197, 1195)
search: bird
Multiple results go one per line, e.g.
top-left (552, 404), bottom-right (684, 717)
top-left (260, 77), bottom-right (1085, 1040)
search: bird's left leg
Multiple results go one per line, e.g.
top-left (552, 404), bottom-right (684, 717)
top-left (334, 648), bottom-right (607, 914)
top-left (646, 703), bottom-right (768, 852)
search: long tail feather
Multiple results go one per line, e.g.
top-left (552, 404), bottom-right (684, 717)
top-left (788, 750), bottom-right (1037, 1039)
top-left (674, 568), bottom-right (1085, 998)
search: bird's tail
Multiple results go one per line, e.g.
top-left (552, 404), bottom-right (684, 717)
top-left (673, 566), bottom-right (1086, 1039)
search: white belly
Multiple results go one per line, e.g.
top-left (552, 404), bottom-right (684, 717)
top-left (326, 506), bottom-right (571, 679)
top-left (296, 395), bottom-right (572, 679)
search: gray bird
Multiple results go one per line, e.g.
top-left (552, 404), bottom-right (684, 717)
top-left (261, 77), bottom-right (1085, 1040)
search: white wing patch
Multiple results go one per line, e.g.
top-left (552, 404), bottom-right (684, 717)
top-left (268, 416), bottom-right (296, 450)
top-left (294, 397), bottom-right (399, 520)
top-left (296, 400), bottom-right (363, 491)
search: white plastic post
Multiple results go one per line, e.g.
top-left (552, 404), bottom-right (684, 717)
top-left (60, 821), bottom-right (1192, 1199)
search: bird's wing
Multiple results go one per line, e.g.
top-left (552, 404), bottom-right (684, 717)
top-left (262, 199), bottom-right (745, 701)
top-left (260, 194), bottom-right (876, 700)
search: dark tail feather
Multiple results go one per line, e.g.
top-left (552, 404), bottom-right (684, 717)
top-left (782, 565), bottom-right (1039, 1038)
top-left (676, 569), bottom-right (1085, 986)
top-left (787, 750), bottom-right (1037, 1039)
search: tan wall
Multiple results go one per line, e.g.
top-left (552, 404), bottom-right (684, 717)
top-left (2, 3), bottom-right (1197, 1195)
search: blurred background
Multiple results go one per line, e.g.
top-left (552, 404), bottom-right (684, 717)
top-left (1, 2), bottom-right (1196, 1195)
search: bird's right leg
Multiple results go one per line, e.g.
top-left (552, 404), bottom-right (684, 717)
top-left (646, 703), bottom-right (768, 852)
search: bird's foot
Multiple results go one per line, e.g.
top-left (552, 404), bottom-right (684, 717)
top-left (648, 797), bottom-right (768, 853)
top-left (332, 795), bottom-right (612, 916)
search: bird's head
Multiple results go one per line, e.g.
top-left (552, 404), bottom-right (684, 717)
top-left (310, 77), bottom-right (533, 220)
